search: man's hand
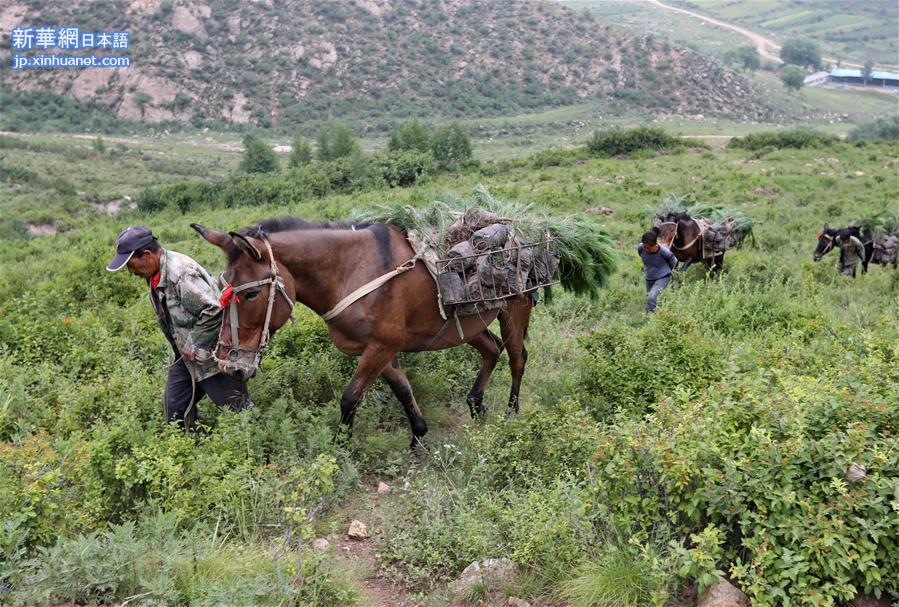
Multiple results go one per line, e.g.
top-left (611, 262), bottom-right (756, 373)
top-left (180, 348), bottom-right (195, 362)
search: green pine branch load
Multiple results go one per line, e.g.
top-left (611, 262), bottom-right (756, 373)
top-left (857, 209), bottom-right (899, 237)
top-left (653, 193), bottom-right (755, 239)
top-left (353, 186), bottom-right (618, 298)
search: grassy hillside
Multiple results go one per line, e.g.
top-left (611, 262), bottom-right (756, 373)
top-left (675, 0), bottom-right (898, 67)
top-left (2, 0), bottom-right (774, 132)
top-left (1, 129), bottom-right (897, 605)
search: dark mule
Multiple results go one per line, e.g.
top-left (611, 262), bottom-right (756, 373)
top-left (812, 223), bottom-right (873, 272)
top-left (654, 212), bottom-right (724, 274)
top-left (191, 218), bottom-right (534, 449)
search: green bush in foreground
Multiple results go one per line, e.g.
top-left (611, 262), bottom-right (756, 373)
top-left (579, 311), bottom-right (722, 419)
top-left (589, 342), bottom-right (898, 604)
top-left (5, 512), bottom-right (356, 606)
top-left (562, 546), bottom-right (673, 607)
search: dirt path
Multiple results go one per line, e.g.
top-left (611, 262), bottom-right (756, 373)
top-left (647, 0), bottom-right (868, 69)
top-left (328, 484), bottom-right (422, 607)
top-left (334, 536), bottom-right (417, 607)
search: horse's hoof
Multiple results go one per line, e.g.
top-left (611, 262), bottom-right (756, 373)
top-left (409, 440), bottom-right (424, 465)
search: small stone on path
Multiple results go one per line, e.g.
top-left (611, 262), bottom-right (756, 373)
top-left (697, 579), bottom-right (748, 607)
top-left (312, 538), bottom-right (330, 552)
top-left (377, 481), bottom-right (391, 494)
top-left (348, 519), bottom-right (369, 540)
top-left (450, 557), bottom-right (518, 598)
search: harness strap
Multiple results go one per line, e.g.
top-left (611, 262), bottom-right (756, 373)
top-left (262, 241), bottom-right (276, 344)
top-left (220, 237), bottom-right (295, 364)
top-left (322, 252), bottom-right (423, 321)
top-left (229, 302), bottom-right (240, 361)
top-left (673, 229), bottom-right (704, 251)
top-left (671, 219), bottom-right (705, 251)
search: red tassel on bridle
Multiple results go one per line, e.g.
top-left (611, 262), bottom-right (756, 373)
top-left (219, 284), bottom-right (239, 308)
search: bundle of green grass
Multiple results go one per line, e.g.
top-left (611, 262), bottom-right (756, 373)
top-left (857, 209), bottom-right (899, 237)
top-left (353, 186), bottom-right (618, 298)
top-left (653, 193), bottom-right (755, 245)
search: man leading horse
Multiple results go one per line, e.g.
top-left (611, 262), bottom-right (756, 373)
top-left (107, 225), bottom-right (251, 428)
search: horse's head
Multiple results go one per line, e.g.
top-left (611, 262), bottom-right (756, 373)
top-left (192, 224), bottom-right (296, 379)
top-left (653, 212), bottom-right (688, 248)
top-left (813, 223), bottom-right (837, 261)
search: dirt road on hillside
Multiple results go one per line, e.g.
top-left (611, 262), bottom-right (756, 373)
top-left (647, 0), bottom-right (869, 69)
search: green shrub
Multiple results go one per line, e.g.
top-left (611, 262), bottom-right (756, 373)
top-left (6, 512), bottom-right (357, 606)
top-left (779, 64), bottom-right (807, 91)
top-left (374, 150), bottom-right (435, 187)
top-left (578, 311), bottom-right (722, 419)
top-left (0, 89), bottom-right (141, 133)
top-left (378, 475), bottom-right (503, 587)
top-left (430, 123), bottom-right (473, 170)
top-left (388, 119), bottom-right (432, 153)
top-left (472, 398), bottom-right (599, 489)
top-left (137, 180), bottom-right (217, 212)
top-left (239, 136), bottom-right (280, 174)
top-left (586, 347), bottom-right (899, 604)
top-left (289, 137), bottom-right (314, 168)
top-left (0, 162), bottom-right (38, 184)
top-left (727, 128), bottom-right (838, 151)
top-left (779, 38), bottom-right (821, 70)
top-left (315, 153), bottom-right (384, 192)
top-left (526, 147), bottom-right (586, 169)
top-left (586, 127), bottom-right (683, 157)
top-left (316, 123), bottom-right (361, 162)
top-left (848, 116), bottom-right (899, 142)
top-left (0, 432), bottom-right (91, 551)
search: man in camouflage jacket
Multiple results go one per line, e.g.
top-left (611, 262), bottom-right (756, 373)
top-left (837, 228), bottom-right (866, 278)
top-left (107, 226), bottom-right (250, 427)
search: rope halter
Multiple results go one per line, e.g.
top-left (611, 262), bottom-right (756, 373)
top-left (216, 237), bottom-right (294, 374)
top-left (816, 232), bottom-right (835, 257)
top-left (658, 219), bottom-right (703, 251)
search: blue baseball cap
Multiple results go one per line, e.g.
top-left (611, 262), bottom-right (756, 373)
top-left (107, 225), bottom-right (157, 271)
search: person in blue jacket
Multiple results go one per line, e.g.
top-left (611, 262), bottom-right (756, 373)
top-left (637, 231), bottom-right (677, 313)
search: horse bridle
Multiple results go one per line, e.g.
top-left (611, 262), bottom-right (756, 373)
top-left (817, 232), bottom-right (835, 256)
top-left (657, 220), bottom-right (703, 251)
top-left (656, 221), bottom-right (678, 247)
top-left (217, 237), bottom-right (295, 369)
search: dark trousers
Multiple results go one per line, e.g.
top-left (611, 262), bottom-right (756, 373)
top-left (163, 360), bottom-right (251, 427)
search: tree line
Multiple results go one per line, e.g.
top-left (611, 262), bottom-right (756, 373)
top-left (239, 120), bottom-right (473, 175)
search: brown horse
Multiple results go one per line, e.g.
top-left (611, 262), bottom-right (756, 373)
top-left (191, 218), bottom-right (534, 449)
top-left (654, 212), bottom-right (724, 274)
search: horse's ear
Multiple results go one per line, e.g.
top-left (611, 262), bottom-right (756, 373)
top-left (191, 223), bottom-right (235, 253)
top-left (229, 232), bottom-right (263, 262)
top-left (652, 226), bottom-right (660, 234)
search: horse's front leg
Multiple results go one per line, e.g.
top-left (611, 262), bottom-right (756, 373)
top-left (678, 259), bottom-right (693, 273)
top-left (339, 346), bottom-right (397, 440)
top-left (381, 358), bottom-right (428, 451)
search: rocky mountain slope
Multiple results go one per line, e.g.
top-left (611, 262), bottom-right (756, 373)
top-left (1, 0), bottom-right (774, 129)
